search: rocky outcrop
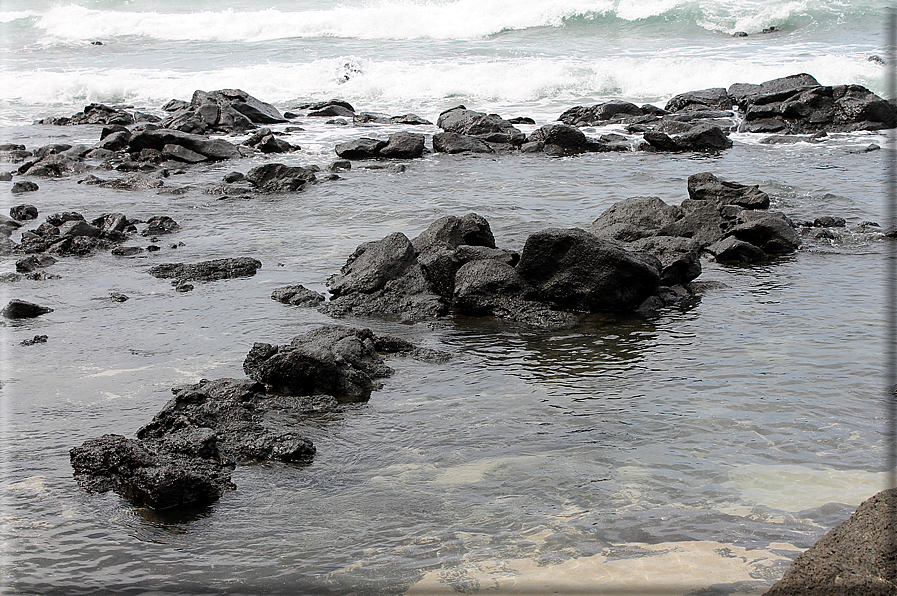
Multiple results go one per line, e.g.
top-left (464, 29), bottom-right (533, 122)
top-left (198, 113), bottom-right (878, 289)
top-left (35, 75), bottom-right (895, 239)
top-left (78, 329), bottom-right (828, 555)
top-left (323, 230), bottom-right (447, 320)
top-left (10, 210), bottom-right (151, 258)
top-left (731, 74), bottom-right (896, 134)
top-left (70, 433), bottom-right (235, 510)
top-left (72, 327), bottom-right (444, 510)
top-left (589, 173), bottom-right (801, 262)
top-left (243, 128), bottom-right (296, 154)
top-left (433, 106), bottom-right (525, 152)
top-left (558, 101), bottom-right (651, 126)
top-left (243, 326), bottom-right (397, 401)
top-left (159, 89), bottom-right (286, 134)
top-left (10, 204), bottom-right (38, 221)
top-left (127, 128), bottom-right (243, 161)
top-left (523, 124), bottom-right (594, 155)
top-left (590, 196), bottom-right (683, 242)
top-left (432, 132), bottom-right (494, 154)
top-left (334, 132), bottom-right (426, 160)
top-left (762, 488), bottom-right (897, 596)
top-left (148, 257), bottom-right (262, 285)
top-left (322, 213), bottom-right (675, 327)
top-left (687, 172), bottom-right (770, 209)
top-left (35, 103), bottom-right (140, 126)
top-left (643, 123), bottom-right (733, 152)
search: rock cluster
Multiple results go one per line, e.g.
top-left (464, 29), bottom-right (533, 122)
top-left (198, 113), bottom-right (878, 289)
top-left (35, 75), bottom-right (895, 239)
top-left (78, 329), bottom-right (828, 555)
top-left (71, 326), bottom-right (448, 510)
top-left (557, 73), bottom-right (894, 148)
top-left (159, 89), bottom-right (286, 134)
top-left (590, 172), bottom-right (800, 265)
top-left (731, 73), bottom-right (896, 134)
top-left (320, 172), bottom-right (803, 326)
top-left (322, 213), bottom-right (671, 327)
top-left (6, 210), bottom-right (175, 260)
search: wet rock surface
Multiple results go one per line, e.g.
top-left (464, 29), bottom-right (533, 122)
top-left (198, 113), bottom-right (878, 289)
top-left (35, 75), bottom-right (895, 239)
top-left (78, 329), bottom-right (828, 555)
top-left (2, 299), bottom-right (54, 319)
top-left (323, 213), bottom-right (672, 327)
top-left (762, 488), bottom-right (897, 596)
top-left (148, 257), bottom-right (262, 284)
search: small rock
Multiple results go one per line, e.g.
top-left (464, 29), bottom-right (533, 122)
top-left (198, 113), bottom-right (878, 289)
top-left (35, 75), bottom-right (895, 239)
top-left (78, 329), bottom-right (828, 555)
top-left (141, 216), bottom-right (180, 236)
top-left (2, 299), bottom-right (54, 319)
top-left (110, 293), bottom-right (129, 302)
top-left (111, 246), bottom-right (144, 257)
top-left (21, 335), bottom-right (48, 346)
top-left (11, 181), bottom-right (39, 193)
top-left (16, 254), bottom-right (57, 273)
top-left (271, 285), bottom-right (325, 306)
top-left (175, 283), bottom-right (194, 292)
top-left (10, 204), bottom-right (38, 221)
top-left (223, 171), bottom-right (245, 183)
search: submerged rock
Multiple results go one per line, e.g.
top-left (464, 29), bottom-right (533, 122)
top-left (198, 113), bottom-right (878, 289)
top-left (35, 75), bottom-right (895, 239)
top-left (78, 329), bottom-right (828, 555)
top-left (148, 257), bottom-right (262, 284)
top-left (2, 299), bottom-right (54, 319)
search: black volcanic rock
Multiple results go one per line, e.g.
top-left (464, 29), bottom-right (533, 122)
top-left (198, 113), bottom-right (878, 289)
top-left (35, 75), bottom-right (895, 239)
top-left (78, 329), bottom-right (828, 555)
top-left (2, 299), bottom-right (54, 319)
top-left (149, 257), bottom-right (262, 283)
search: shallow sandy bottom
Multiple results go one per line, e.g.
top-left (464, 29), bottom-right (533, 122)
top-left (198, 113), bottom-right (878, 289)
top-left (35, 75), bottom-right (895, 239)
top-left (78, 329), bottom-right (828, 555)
top-left (406, 540), bottom-right (801, 595)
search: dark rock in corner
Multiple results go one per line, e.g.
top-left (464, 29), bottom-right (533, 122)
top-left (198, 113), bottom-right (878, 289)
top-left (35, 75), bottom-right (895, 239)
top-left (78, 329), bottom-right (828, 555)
top-left (762, 488), bottom-right (897, 596)
top-left (2, 299), bottom-right (54, 319)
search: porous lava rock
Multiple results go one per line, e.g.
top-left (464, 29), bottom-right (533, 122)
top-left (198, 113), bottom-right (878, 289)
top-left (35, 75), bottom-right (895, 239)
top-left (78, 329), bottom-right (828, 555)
top-left (762, 488), bottom-right (897, 596)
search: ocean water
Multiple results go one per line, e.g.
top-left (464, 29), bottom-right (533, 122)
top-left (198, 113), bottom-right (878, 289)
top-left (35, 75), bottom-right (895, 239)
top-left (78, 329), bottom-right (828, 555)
top-left (0, 0), bottom-right (894, 594)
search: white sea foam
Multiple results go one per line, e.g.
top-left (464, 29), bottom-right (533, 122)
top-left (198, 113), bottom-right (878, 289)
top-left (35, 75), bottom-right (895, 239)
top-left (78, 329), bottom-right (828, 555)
top-left (27, 0), bottom-right (875, 42)
top-left (0, 52), bottom-right (883, 127)
top-left (0, 11), bottom-right (35, 23)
